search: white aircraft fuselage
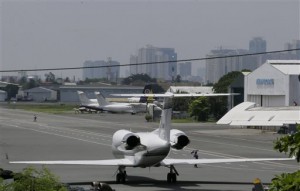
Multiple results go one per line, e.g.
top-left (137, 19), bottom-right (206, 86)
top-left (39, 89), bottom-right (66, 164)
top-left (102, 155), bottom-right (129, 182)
top-left (112, 130), bottom-right (171, 167)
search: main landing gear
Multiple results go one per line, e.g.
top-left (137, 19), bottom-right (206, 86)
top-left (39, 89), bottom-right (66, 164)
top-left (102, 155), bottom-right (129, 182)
top-left (167, 165), bottom-right (179, 183)
top-left (116, 166), bottom-right (127, 183)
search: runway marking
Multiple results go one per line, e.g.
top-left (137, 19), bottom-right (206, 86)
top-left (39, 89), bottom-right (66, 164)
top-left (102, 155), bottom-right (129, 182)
top-left (189, 137), bottom-right (275, 153)
top-left (185, 147), bottom-right (240, 159)
top-left (190, 131), bottom-right (274, 145)
top-left (6, 124), bottom-right (111, 147)
top-left (201, 163), bottom-right (294, 173)
top-left (11, 120), bottom-right (113, 139)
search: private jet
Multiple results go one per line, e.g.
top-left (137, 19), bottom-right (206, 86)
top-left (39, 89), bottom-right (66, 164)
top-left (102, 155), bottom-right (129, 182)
top-left (10, 93), bottom-right (293, 183)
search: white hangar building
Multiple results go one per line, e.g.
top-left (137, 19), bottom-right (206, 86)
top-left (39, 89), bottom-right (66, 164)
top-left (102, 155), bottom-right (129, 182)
top-left (24, 87), bottom-right (57, 102)
top-left (0, 90), bottom-right (7, 101)
top-left (244, 60), bottom-right (300, 107)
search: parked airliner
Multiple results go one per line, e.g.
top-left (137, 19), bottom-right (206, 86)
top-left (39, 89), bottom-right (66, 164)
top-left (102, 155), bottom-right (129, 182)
top-left (77, 84), bottom-right (160, 113)
top-left (94, 91), bottom-right (139, 114)
top-left (10, 93), bottom-right (292, 183)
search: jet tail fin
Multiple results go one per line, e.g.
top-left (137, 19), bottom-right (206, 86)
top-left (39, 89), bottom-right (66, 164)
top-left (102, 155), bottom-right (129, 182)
top-left (77, 91), bottom-right (94, 105)
top-left (139, 84), bottom-right (161, 103)
top-left (158, 97), bottom-right (172, 142)
top-left (95, 91), bottom-right (109, 106)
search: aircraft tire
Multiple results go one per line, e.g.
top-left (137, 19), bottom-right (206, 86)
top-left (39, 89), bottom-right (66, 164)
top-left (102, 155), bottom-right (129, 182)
top-left (116, 172), bottom-right (126, 184)
top-left (116, 173), bottom-right (121, 183)
top-left (171, 173), bottom-right (177, 183)
top-left (167, 173), bottom-right (172, 183)
top-left (121, 174), bottom-right (126, 183)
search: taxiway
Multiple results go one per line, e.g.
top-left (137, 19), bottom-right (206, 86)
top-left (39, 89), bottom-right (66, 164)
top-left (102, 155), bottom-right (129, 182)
top-left (0, 106), bottom-right (297, 191)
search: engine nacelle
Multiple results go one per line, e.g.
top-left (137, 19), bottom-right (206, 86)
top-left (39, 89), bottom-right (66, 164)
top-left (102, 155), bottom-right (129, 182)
top-left (112, 130), bottom-right (140, 150)
top-left (170, 129), bottom-right (190, 150)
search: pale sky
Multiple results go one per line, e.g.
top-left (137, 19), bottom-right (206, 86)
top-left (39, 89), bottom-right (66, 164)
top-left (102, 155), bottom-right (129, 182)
top-left (1, 0), bottom-right (299, 80)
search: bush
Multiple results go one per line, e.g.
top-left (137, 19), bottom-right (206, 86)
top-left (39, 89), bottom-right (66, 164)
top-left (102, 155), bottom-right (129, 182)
top-left (145, 114), bottom-right (152, 122)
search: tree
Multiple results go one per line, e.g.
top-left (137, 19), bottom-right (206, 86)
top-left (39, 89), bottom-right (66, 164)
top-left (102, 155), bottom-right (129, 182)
top-left (172, 90), bottom-right (193, 111)
top-left (0, 178), bottom-right (13, 191)
top-left (274, 125), bottom-right (300, 162)
top-left (175, 75), bottom-right (181, 83)
top-left (122, 74), bottom-right (156, 85)
top-left (3, 84), bottom-right (19, 100)
top-left (0, 167), bottom-right (67, 191)
top-left (269, 171), bottom-right (300, 191)
top-left (64, 77), bottom-right (70, 83)
top-left (17, 76), bottom-right (40, 90)
top-left (211, 71), bottom-right (242, 119)
top-left (45, 72), bottom-right (56, 83)
top-left (18, 76), bottom-right (27, 86)
top-left (213, 71), bottom-right (242, 93)
top-left (188, 97), bottom-right (210, 121)
top-left (269, 125), bottom-right (300, 190)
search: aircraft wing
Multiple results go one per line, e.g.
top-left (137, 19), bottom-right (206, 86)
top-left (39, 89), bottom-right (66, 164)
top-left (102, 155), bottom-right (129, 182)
top-left (161, 157), bottom-right (293, 166)
top-left (217, 102), bottom-right (300, 126)
top-left (112, 93), bottom-right (238, 98)
top-left (10, 158), bottom-right (135, 166)
top-left (11, 157), bottom-right (293, 166)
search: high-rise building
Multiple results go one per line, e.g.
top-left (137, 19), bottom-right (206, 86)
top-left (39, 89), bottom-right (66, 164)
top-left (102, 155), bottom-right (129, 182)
top-left (179, 62), bottom-right (192, 80)
top-left (249, 37), bottom-right (266, 53)
top-left (129, 45), bottom-right (177, 81)
top-left (83, 59), bottom-right (120, 81)
top-left (284, 40), bottom-right (300, 59)
top-left (205, 48), bottom-right (257, 84)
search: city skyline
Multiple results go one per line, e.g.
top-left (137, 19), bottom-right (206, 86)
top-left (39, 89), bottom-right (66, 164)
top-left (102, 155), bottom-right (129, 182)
top-left (1, 0), bottom-right (299, 80)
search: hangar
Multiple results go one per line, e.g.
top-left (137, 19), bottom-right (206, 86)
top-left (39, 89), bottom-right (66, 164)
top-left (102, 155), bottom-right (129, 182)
top-left (244, 60), bottom-right (300, 107)
top-left (24, 87), bottom-right (57, 102)
top-left (0, 90), bottom-right (7, 101)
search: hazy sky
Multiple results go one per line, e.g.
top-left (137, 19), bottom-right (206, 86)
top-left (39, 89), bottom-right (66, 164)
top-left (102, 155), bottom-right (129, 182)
top-left (1, 0), bottom-right (299, 80)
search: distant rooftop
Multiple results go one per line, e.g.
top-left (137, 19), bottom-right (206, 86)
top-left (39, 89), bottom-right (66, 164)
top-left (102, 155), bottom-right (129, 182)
top-left (267, 60), bottom-right (300, 75)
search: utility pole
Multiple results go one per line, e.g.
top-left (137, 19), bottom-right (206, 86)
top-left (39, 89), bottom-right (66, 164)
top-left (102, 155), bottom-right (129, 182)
top-left (107, 57), bottom-right (112, 82)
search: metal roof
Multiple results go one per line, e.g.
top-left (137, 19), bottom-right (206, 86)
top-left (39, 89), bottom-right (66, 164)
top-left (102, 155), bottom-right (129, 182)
top-left (217, 102), bottom-right (300, 126)
top-left (24, 87), bottom-right (56, 93)
top-left (267, 60), bottom-right (300, 75)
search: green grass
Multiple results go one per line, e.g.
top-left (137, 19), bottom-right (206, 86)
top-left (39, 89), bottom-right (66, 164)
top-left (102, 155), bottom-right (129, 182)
top-left (172, 118), bottom-right (196, 123)
top-left (172, 117), bottom-right (217, 123)
top-left (5, 103), bottom-right (77, 114)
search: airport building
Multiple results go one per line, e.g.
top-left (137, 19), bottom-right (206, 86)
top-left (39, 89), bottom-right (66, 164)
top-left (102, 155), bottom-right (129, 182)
top-left (24, 87), bottom-right (57, 102)
top-left (0, 90), bottom-right (7, 101)
top-left (244, 60), bottom-right (300, 107)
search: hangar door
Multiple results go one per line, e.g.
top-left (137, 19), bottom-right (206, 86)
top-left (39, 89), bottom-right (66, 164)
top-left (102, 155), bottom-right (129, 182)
top-left (248, 95), bottom-right (285, 107)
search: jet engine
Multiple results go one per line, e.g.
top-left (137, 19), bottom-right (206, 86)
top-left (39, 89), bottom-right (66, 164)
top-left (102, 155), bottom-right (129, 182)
top-left (170, 129), bottom-right (190, 150)
top-left (112, 130), bottom-right (141, 150)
